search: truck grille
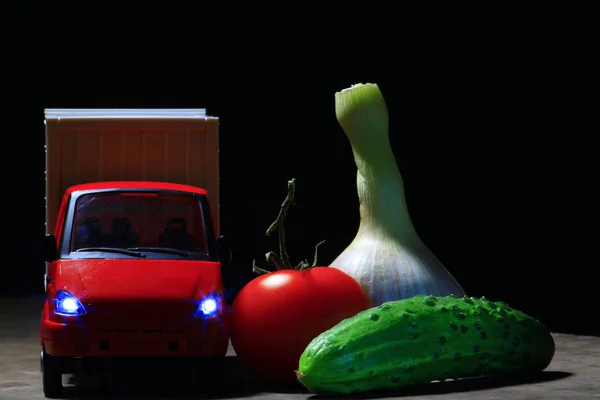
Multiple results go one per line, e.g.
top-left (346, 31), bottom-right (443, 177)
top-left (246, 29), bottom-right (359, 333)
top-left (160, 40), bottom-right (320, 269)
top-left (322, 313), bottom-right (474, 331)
top-left (85, 302), bottom-right (195, 329)
top-left (98, 307), bottom-right (178, 320)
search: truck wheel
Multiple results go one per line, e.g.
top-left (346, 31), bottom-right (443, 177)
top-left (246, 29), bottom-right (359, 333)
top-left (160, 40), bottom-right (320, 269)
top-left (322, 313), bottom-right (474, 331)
top-left (41, 348), bottom-right (63, 398)
top-left (199, 356), bottom-right (226, 388)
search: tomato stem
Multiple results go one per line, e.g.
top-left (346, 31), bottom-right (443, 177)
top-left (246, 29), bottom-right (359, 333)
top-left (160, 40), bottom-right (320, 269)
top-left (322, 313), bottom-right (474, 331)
top-left (265, 178), bottom-right (296, 269)
top-left (251, 260), bottom-right (270, 275)
top-left (311, 240), bottom-right (326, 267)
top-left (252, 178), bottom-right (326, 275)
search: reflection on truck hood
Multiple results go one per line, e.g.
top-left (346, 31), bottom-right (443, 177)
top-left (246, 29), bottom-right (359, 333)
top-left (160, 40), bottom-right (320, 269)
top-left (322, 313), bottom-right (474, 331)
top-left (55, 259), bottom-right (221, 301)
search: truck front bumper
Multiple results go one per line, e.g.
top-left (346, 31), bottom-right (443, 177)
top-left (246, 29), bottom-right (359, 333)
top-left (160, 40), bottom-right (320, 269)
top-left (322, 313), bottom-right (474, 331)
top-left (42, 316), bottom-right (229, 358)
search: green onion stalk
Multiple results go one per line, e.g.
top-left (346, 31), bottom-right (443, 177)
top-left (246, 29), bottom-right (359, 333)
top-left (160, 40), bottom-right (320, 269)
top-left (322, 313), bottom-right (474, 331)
top-left (330, 83), bottom-right (466, 306)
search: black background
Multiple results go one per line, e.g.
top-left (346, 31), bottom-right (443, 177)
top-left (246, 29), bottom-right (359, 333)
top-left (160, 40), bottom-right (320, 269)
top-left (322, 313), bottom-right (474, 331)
top-left (4, 4), bottom-right (596, 336)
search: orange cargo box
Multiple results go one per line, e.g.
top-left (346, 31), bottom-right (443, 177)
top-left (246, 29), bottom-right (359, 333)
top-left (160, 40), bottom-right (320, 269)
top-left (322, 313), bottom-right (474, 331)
top-left (44, 109), bottom-right (219, 235)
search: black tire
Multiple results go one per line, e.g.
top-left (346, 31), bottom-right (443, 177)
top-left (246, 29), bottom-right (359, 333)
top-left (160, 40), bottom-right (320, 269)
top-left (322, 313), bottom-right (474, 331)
top-left (199, 356), bottom-right (227, 389)
top-left (42, 348), bottom-right (63, 398)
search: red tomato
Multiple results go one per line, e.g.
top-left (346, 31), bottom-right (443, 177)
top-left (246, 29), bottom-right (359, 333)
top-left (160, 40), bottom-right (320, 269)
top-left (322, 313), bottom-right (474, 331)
top-left (229, 267), bottom-right (369, 385)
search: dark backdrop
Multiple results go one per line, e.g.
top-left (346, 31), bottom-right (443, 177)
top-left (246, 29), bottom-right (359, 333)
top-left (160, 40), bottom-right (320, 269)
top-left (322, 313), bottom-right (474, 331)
top-left (4, 4), bottom-right (596, 336)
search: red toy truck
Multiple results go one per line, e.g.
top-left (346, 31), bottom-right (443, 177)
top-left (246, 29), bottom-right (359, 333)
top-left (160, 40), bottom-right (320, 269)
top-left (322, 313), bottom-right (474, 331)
top-left (40, 109), bottom-right (232, 397)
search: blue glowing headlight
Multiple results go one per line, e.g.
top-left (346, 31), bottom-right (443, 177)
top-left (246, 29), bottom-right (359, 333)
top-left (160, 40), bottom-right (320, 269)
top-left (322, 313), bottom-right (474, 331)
top-left (194, 292), bottom-right (222, 319)
top-left (54, 290), bottom-right (86, 316)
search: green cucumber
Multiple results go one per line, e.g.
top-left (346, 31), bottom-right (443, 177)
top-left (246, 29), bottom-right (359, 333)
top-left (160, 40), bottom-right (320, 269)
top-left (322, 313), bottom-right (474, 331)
top-left (297, 294), bottom-right (555, 394)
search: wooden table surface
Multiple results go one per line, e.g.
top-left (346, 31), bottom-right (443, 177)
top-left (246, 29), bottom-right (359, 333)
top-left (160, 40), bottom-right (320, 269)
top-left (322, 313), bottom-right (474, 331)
top-left (1, 297), bottom-right (598, 399)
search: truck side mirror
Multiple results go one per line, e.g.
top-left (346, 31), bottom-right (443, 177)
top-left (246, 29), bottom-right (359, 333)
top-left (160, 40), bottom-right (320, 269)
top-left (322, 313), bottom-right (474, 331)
top-left (217, 235), bottom-right (232, 265)
top-left (43, 234), bottom-right (58, 262)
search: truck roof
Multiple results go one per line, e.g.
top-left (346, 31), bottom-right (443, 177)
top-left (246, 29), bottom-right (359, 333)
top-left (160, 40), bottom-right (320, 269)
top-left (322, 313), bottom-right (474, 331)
top-left (44, 109), bottom-right (208, 119)
top-left (65, 181), bottom-right (209, 196)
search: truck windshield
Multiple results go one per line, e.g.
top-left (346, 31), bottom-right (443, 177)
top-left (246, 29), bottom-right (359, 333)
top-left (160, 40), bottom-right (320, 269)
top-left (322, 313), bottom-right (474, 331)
top-left (69, 191), bottom-right (209, 254)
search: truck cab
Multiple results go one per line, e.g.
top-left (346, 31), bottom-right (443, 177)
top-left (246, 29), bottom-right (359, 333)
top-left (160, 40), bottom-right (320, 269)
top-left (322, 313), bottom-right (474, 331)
top-left (40, 110), bottom-right (230, 398)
